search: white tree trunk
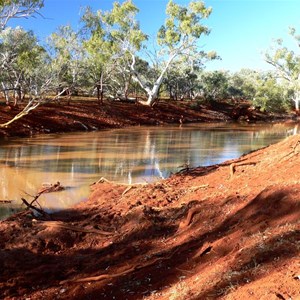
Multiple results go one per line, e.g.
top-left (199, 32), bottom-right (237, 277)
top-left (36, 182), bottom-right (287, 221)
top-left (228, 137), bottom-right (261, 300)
top-left (293, 91), bottom-right (300, 111)
top-left (130, 52), bottom-right (177, 106)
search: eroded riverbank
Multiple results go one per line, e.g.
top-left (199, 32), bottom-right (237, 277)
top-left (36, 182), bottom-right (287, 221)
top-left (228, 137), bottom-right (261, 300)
top-left (1, 133), bottom-right (300, 299)
top-left (0, 99), bottom-right (297, 138)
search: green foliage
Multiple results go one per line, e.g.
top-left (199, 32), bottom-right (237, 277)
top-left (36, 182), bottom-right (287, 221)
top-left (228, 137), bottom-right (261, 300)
top-left (0, 26), bottom-right (45, 74)
top-left (0, 26), bottom-right (51, 101)
top-left (228, 69), bottom-right (261, 100)
top-left (265, 26), bottom-right (300, 110)
top-left (253, 76), bottom-right (292, 112)
top-left (157, 0), bottom-right (211, 48)
top-left (0, 0), bottom-right (44, 30)
top-left (199, 71), bottom-right (229, 101)
top-left (47, 25), bottom-right (85, 94)
top-left (103, 0), bottom-right (147, 52)
top-left (80, 1), bottom-right (148, 98)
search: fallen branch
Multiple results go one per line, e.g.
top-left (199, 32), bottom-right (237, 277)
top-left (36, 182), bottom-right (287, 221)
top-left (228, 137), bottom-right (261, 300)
top-left (21, 197), bottom-right (49, 217)
top-left (38, 181), bottom-right (64, 194)
top-left (21, 182), bottom-right (65, 217)
top-left (122, 185), bottom-right (135, 196)
top-left (0, 100), bottom-right (40, 128)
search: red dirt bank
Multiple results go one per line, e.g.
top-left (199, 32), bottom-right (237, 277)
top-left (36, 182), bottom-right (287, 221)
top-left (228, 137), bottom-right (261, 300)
top-left (0, 99), bottom-right (295, 138)
top-left (1, 130), bottom-right (300, 299)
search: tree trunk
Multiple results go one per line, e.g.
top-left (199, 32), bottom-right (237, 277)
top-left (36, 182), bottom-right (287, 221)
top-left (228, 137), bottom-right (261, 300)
top-left (124, 74), bottom-right (132, 100)
top-left (294, 91), bottom-right (300, 111)
top-left (96, 85), bottom-right (101, 104)
top-left (67, 89), bottom-right (71, 105)
top-left (295, 99), bottom-right (299, 111)
top-left (100, 89), bottom-right (104, 104)
top-left (1, 83), bottom-right (10, 104)
top-left (130, 52), bottom-right (177, 106)
top-left (145, 93), bottom-right (157, 106)
top-left (169, 85), bottom-right (173, 100)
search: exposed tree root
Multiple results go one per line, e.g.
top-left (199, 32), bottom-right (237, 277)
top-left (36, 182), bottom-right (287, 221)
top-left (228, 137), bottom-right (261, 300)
top-left (60, 248), bottom-right (179, 285)
top-left (229, 162), bottom-right (257, 178)
top-left (178, 206), bottom-right (202, 230)
top-left (93, 177), bottom-right (148, 186)
top-left (279, 139), bottom-right (300, 161)
top-left (187, 184), bottom-right (209, 192)
top-left (35, 220), bottom-right (114, 236)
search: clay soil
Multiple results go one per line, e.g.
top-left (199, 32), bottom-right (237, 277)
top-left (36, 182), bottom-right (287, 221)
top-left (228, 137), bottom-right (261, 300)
top-left (0, 98), bottom-right (294, 138)
top-left (1, 99), bottom-right (300, 300)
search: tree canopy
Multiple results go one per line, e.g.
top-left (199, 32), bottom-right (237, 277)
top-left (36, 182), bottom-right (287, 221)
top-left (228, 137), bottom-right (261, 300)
top-left (0, 0), bottom-right (299, 122)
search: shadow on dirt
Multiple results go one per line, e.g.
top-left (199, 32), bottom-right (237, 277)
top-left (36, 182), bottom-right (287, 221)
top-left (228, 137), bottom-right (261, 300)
top-left (1, 184), bottom-right (300, 299)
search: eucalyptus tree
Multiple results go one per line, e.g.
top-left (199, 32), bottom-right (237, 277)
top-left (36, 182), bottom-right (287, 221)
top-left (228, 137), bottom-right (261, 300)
top-left (253, 73), bottom-right (292, 112)
top-left (47, 25), bottom-right (86, 103)
top-left (129, 0), bottom-right (216, 106)
top-left (164, 59), bottom-right (200, 100)
top-left (81, 7), bottom-right (116, 103)
top-left (198, 70), bottom-right (229, 102)
top-left (0, 0), bottom-right (43, 30)
top-left (0, 26), bottom-right (46, 105)
top-left (0, 26), bottom-right (57, 127)
top-left (80, 0), bottom-right (215, 105)
top-left (230, 69), bottom-right (261, 101)
top-left (265, 27), bottom-right (300, 110)
top-left (102, 0), bottom-right (147, 99)
top-left (79, 1), bottom-right (147, 102)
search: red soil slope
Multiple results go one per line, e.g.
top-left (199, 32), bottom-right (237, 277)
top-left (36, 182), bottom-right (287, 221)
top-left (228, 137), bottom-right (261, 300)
top-left (0, 99), bottom-right (293, 138)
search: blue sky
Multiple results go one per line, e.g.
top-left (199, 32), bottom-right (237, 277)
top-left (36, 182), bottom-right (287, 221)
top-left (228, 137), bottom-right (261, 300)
top-left (8, 0), bottom-right (300, 72)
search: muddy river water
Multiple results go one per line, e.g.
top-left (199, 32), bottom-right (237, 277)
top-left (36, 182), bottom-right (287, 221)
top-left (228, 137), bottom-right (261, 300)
top-left (0, 122), bottom-right (299, 219)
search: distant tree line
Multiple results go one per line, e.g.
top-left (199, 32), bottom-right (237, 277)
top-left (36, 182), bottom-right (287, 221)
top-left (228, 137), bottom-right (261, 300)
top-left (0, 0), bottom-right (299, 126)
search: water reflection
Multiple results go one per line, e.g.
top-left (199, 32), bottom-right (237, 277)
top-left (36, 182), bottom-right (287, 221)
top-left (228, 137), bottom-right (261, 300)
top-left (0, 122), bottom-right (299, 218)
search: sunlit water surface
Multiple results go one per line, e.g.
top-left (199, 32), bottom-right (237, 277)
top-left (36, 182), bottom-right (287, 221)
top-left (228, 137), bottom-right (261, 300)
top-left (0, 122), bottom-right (299, 219)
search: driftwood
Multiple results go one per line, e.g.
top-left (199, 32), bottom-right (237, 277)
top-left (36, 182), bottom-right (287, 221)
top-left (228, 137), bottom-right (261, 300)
top-left (93, 177), bottom-right (147, 186)
top-left (21, 197), bottom-right (49, 217)
top-left (38, 181), bottom-right (64, 194)
top-left (21, 182), bottom-right (65, 217)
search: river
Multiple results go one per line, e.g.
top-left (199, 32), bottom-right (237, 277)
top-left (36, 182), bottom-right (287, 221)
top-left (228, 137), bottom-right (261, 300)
top-left (0, 122), bottom-right (298, 219)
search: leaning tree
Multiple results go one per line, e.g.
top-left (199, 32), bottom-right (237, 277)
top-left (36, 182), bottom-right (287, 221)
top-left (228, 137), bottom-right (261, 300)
top-left (129, 0), bottom-right (217, 106)
top-left (265, 27), bottom-right (300, 111)
top-left (86, 0), bottom-right (216, 106)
